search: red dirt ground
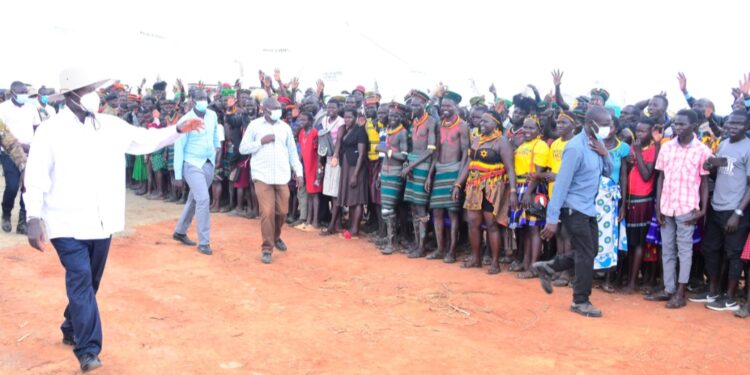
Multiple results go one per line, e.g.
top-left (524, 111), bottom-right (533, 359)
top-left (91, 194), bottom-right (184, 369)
top-left (1, 214), bottom-right (749, 374)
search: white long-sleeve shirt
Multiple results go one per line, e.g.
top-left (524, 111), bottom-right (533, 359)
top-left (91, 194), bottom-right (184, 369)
top-left (23, 107), bottom-right (182, 240)
top-left (239, 117), bottom-right (303, 185)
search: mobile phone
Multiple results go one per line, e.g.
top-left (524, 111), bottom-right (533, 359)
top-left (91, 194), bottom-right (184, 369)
top-left (709, 157), bottom-right (728, 167)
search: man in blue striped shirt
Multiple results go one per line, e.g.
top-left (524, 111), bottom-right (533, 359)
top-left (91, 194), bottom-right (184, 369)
top-left (240, 97), bottom-right (303, 264)
top-left (172, 89), bottom-right (221, 255)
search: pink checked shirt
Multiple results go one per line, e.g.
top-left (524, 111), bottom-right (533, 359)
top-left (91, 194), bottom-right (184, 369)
top-left (655, 137), bottom-right (712, 217)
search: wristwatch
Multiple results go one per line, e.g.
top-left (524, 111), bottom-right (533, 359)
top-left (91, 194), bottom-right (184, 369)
top-left (734, 209), bottom-right (744, 217)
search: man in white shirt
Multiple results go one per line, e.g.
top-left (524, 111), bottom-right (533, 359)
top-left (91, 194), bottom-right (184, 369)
top-left (0, 81), bottom-right (41, 234)
top-left (240, 97), bottom-right (303, 264)
top-left (23, 68), bottom-right (203, 373)
top-left (34, 86), bottom-right (57, 122)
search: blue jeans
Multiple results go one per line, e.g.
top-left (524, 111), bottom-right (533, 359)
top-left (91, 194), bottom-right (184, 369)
top-left (1, 152), bottom-right (24, 217)
top-left (51, 237), bottom-right (112, 358)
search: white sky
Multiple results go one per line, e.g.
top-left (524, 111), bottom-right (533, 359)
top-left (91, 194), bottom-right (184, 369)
top-left (4, 0), bottom-right (748, 112)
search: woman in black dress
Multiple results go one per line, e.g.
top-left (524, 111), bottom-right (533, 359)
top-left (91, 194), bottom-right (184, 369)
top-left (332, 109), bottom-right (369, 238)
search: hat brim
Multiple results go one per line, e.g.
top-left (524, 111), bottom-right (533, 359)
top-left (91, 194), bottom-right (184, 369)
top-left (49, 78), bottom-right (111, 101)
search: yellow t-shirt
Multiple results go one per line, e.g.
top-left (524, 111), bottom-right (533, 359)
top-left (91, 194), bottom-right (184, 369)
top-left (365, 120), bottom-right (382, 161)
top-left (547, 137), bottom-right (569, 198)
top-left (514, 138), bottom-right (549, 180)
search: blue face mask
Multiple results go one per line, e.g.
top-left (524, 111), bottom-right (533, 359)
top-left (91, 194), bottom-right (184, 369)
top-left (40, 95), bottom-right (49, 105)
top-left (14, 93), bottom-right (29, 105)
top-left (194, 100), bottom-right (208, 112)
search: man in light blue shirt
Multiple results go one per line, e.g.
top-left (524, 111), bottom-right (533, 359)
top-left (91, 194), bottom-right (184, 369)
top-left (240, 97), bottom-right (303, 264)
top-left (172, 89), bottom-right (221, 255)
top-left (533, 106), bottom-right (613, 318)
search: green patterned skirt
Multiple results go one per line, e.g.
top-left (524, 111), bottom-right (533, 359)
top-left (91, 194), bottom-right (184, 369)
top-left (132, 155), bottom-right (149, 181)
top-left (151, 149), bottom-right (167, 171)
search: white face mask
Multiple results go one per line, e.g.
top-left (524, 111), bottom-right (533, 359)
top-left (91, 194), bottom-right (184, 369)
top-left (73, 92), bottom-right (101, 114)
top-left (270, 109), bottom-right (282, 122)
top-left (596, 125), bottom-right (610, 140)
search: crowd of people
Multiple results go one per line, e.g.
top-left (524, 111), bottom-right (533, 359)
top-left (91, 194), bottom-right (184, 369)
top-left (3, 69), bottom-right (750, 323)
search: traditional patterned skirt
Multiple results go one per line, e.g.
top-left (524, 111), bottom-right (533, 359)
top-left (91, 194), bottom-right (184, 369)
top-left (508, 179), bottom-right (546, 229)
top-left (223, 146), bottom-right (235, 177)
top-left (132, 155), bottom-right (148, 181)
top-left (463, 161), bottom-right (509, 219)
top-left (594, 176), bottom-right (620, 270)
top-left (403, 153), bottom-right (431, 206)
top-left (380, 163), bottom-right (404, 210)
top-left (646, 212), bottom-right (703, 246)
top-left (166, 146), bottom-right (175, 172)
top-left (368, 159), bottom-right (382, 205)
top-left (151, 149), bottom-right (167, 171)
top-left (626, 195), bottom-right (654, 248)
top-left (430, 161), bottom-right (462, 211)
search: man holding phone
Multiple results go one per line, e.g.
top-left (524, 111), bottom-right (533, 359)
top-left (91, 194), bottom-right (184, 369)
top-left (692, 110), bottom-right (750, 312)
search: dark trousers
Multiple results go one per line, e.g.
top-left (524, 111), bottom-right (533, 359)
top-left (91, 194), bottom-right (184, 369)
top-left (549, 209), bottom-right (598, 304)
top-left (51, 237), bottom-right (112, 359)
top-left (703, 209), bottom-right (750, 281)
top-left (1, 152), bottom-right (25, 217)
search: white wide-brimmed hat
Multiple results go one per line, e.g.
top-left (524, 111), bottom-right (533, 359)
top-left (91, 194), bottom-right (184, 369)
top-left (51, 67), bottom-right (110, 100)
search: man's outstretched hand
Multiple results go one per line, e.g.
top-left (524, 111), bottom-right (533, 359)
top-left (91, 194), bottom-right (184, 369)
top-left (177, 119), bottom-right (204, 133)
top-left (27, 218), bottom-right (47, 252)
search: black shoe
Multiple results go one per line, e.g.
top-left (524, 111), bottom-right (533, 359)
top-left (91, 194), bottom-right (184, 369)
top-left (644, 290), bottom-right (672, 302)
top-left (532, 260), bottom-right (555, 294)
top-left (688, 292), bottom-right (719, 303)
top-left (173, 233), bottom-right (197, 246)
top-left (16, 220), bottom-right (27, 235)
top-left (706, 295), bottom-right (740, 312)
top-left (275, 239), bottom-right (287, 252)
top-left (261, 252), bottom-right (273, 264)
top-left (1, 216), bottom-right (11, 233)
top-left (197, 244), bottom-right (212, 255)
top-left (62, 333), bottom-right (75, 346)
top-left (570, 302), bottom-right (603, 318)
top-left (78, 353), bottom-right (102, 373)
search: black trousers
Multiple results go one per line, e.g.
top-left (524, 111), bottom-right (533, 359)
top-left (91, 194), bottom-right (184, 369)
top-left (549, 208), bottom-right (598, 304)
top-left (703, 209), bottom-right (750, 281)
top-left (1, 152), bottom-right (25, 217)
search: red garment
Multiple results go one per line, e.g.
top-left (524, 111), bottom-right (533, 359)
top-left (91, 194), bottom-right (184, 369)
top-left (628, 143), bottom-right (657, 197)
top-left (299, 128), bottom-right (322, 193)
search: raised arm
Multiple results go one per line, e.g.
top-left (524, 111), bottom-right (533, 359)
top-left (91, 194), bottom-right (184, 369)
top-left (551, 70), bottom-right (570, 110)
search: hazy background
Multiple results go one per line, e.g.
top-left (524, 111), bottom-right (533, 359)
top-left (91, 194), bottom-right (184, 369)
top-left (4, 0), bottom-right (748, 111)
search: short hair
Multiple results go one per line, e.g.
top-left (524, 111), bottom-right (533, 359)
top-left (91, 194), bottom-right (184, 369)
top-left (585, 105), bottom-right (610, 121)
top-left (676, 109), bottom-right (699, 124)
top-left (728, 109), bottom-right (750, 124)
top-left (637, 116), bottom-right (656, 127)
top-left (471, 104), bottom-right (489, 113)
top-left (652, 94), bottom-right (669, 108)
top-left (299, 111), bottom-right (315, 122)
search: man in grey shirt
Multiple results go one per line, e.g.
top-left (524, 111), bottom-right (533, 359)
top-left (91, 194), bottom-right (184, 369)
top-left (693, 110), bottom-right (750, 313)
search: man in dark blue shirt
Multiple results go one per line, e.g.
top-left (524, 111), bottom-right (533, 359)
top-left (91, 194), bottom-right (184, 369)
top-left (533, 106), bottom-right (613, 318)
